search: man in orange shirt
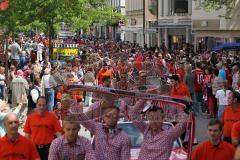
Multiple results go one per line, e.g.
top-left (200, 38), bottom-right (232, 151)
top-left (24, 96), bottom-right (62, 160)
top-left (96, 63), bottom-right (112, 86)
top-left (169, 74), bottom-right (192, 104)
top-left (0, 113), bottom-right (40, 160)
top-left (222, 91), bottom-right (240, 143)
top-left (192, 119), bottom-right (235, 160)
top-left (232, 121), bottom-right (240, 147)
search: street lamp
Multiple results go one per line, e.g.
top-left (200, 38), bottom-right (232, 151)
top-left (143, 0), bottom-right (146, 46)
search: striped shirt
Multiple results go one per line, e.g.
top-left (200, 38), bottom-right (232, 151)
top-left (48, 135), bottom-right (96, 160)
top-left (73, 109), bottom-right (131, 160)
top-left (130, 100), bottom-right (187, 160)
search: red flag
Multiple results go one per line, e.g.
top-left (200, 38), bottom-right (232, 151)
top-left (136, 53), bottom-right (142, 71)
top-left (0, 0), bottom-right (9, 11)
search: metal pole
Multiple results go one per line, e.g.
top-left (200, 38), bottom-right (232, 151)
top-left (143, 0), bottom-right (146, 46)
top-left (157, 0), bottom-right (159, 47)
top-left (4, 34), bottom-right (9, 94)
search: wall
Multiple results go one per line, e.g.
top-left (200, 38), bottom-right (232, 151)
top-left (126, 0), bottom-right (143, 12)
top-left (192, 0), bottom-right (227, 30)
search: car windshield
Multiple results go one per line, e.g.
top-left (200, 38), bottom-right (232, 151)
top-left (118, 122), bottom-right (181, 148)
top-left (118, 122), bottom-right (143, 147)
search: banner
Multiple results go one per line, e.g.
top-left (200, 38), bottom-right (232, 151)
top-left (52, 48), bottom-right (79, 60)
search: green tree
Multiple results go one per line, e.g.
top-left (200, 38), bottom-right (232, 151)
top-left (0, 0), bottom-right (124, 58)
top-left (202, 0), bottom-right (237, 17)
top-left (0, 0), bottom-right (123, 36)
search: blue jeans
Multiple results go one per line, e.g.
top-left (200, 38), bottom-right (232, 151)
top-left (191, 92), bottom-right (199, 115)
top-left (45, 88), bottom-right (55, 111)
top-left (196, 92), bottom-right (204, 112)
top-left (0, 85), bottom-right (4, 100)
top-left (218, 105), bottom-right (226, 119)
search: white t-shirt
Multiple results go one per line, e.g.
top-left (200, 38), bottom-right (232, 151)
top-left (215, 89), bottom-right (231, 105)
top-left (42, 75), bottom-right (51, 88)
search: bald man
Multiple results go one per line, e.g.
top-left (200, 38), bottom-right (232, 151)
top-left (0, 113), bottom-right (40, 160)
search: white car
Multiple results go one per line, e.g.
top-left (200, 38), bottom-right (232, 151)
top-left (117, 121), bottom-right (188, 160)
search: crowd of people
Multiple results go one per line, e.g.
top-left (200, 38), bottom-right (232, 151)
top-left (0, 35), bottom-right (240, 160)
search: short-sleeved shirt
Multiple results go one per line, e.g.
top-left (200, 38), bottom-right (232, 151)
top-left (222, 106), bottom-right (240, 138)
top-left (24, 112), bottom-right (63, 145)
top-left (193, 69), bottom-right (204, 92)
top-left (219, 69), bottom-right (226, 81)
top-left (231, 121), bottom-right (240, 139)
top-left (96, 69), bottom-right (112, 85)
top-left (192, 140), bottom-right (235, 160)
top-left (215, 90), bottom-right (231, 105)
top-left (176, 69), bottom-right (185, 82)
top-left (170, 83), bottom-right (190, 97)
top-left (0, 134), bottom-right (40, 160)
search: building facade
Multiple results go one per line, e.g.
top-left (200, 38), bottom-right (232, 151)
top-left (156, 0), bottom-right (192, 49)
top-left (124, 0), bottom-right (192, 48)
top-left (124, 0), bottom-right (144, 46)
top-left (192, 0), bottom-right (240, 50)
top-left (123, 0), bottom-right (240, 49)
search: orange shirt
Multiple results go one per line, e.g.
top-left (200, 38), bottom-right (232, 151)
top-left (96, 69), bottom-right (112, 85)
top-left (0, 135), bottom-right (40, 160)
top-left (192, 140), bottom-right (235, 160)
top-left (231, 121), bottom-right (240, 139)
top-left (170, 83), bottom-right (190, 97)
top-left (222, 106), bottom-right (240, 138)
top-left (56, 85), bottom-right (83, 102)
top-left (23, 112), bottom-right (62, 145)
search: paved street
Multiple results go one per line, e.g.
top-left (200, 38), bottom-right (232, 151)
top-left (195, 116), bottom-right (208, 143)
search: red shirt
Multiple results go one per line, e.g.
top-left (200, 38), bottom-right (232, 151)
top-left (136, 54), bottom-right (143, 71)
top-left (225, 69), bottom-right (232, 84)
top-left (170, 83), bottom-right (190, 97)
top-left (0, 135), bottom-right (40, 160)
top-left (167, 63), bottom-right (175, 74)
top-left (232, 121), bottom-right (240, 139)
top-left (24, 112), bottom-right (63, 145)
top-left (222, 106), bottom-right (240, 138)
top-left (96, 69), bottom-right (112, 85)
top-left (192, 140), bottom-right (235, 160)
top-left (176, 69), bottom-right (185, 82)
top-left (193, 69), bottom-right (204, 92)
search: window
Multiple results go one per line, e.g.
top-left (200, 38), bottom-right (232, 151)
top-left (174, 0), bottom-right (188, 14)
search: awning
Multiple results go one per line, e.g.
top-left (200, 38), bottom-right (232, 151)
top-left (212, 42), bottom-right (240, 51)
